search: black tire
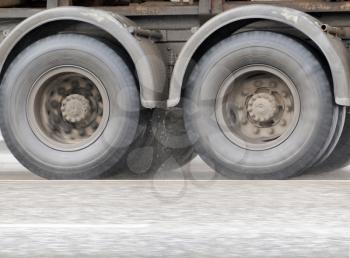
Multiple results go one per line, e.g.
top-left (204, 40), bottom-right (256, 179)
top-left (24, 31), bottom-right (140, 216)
top-left (184, 31), bottom-right (335, 179)
top-left (0, 34), bottom-right (139, 179)
top-left (314, 108), bottom-right (350, 172)
top-left (112, 107), bottom-right (196, 179)
top-left (312, 105), bottom-right (345, 167)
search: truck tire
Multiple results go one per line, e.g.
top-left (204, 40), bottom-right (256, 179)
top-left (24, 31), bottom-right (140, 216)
top-left (112, 108), bottom-right (196, 178)
top-left (313, 108), bottom-right (350, 172)
top-left (0, 34), bottom-right (139, 179)
top-left (184, 31), bottom-right (335, 179)
top-left (311, 105), bottom-right (345, 167)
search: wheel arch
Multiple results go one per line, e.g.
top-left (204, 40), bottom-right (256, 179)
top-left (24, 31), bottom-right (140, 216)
top-left (0, 7), bottom-right (167, 108)
top-left (168, 4), bottom-right (350, 107)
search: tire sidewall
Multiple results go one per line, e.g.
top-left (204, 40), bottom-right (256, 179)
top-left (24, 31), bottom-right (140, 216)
top-left (0, 35), bottom-right (139, 179)
top-left (184, 32), bottom-right (333, 178)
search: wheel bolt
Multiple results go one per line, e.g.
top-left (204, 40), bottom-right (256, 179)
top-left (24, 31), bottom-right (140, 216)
top-left (71, 80), bottom-right (79, 89)
top-left (48, 123), bottom-right (58, 131)
top-left (253, 128), bottom-right (260, 135)
top-left (270, 81), bottom-right (277, 87)
top-left (282, 91), bottom-right (288, 98)
top-left (92, 121), bottom-right (99, 130)
top-left (286, 106), bottom-right (293, 112)
top-left (63, 126), bottom-right (72, 134)
top-left (50, 100), bottom-right (59, 109)
top-left (241, 118), bottom-right (248, 125)
top-left (254, 80), bottom-right (262, 87)
top-left (280, 119), bottom-right (287, 126)
top-left (269, 128), bottom-right (274, 135)
top-left (58, 88), bottom-right (66, 96)
top-left (79, 129), bottom-right (85, 136)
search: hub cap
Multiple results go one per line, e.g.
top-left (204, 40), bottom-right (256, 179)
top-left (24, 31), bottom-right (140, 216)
top-left (27, 66), bottom-right (110, 151)
top-left (61, 94), bottom-right (91, 123)
top-left (247, 93), bottom-right (277, 123)
top-left (215, 65), bottom-right (300, 151)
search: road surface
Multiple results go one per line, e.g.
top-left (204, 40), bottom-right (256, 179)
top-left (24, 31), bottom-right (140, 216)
top-left (1, 136), bottom-right (350, 257)
top-left (0, 181), bottom-right (350, 258)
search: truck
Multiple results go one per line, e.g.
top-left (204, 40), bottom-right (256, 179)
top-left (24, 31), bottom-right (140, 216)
top-left (0, 0), bottom-right (350, 179)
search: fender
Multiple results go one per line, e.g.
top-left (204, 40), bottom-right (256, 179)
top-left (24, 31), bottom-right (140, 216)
top-left (0, 7), bottom-right (166, 108)
top-left (168, 5), bottom-right (350, 107)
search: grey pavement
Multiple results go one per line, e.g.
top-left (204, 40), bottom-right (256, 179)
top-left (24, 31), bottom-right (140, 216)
top-left (1, 135), bottom-right (350, 257)
top-left (0, 181), bottom-right (350, 258)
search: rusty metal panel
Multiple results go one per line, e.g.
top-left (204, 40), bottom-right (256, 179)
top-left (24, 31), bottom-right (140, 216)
top-left (223, 1), bottom-right (350, 13)
top-left (0, 0), bottom-right (23, 7)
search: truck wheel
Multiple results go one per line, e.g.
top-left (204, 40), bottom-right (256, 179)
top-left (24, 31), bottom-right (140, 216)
top-left (313, 108), bottom-right (350, 172)
top-left (112, 108), bottom-right (196, 178)
top-left (184, 31), bottom-right (335, 179)
top-left (311, 105), bottom-right (345, 167)
top-left (0, 34), bottom-right (139, 179)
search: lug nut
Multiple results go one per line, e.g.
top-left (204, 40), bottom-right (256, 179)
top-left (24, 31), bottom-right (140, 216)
top-left (92, 121), bottom-right (99, 130)
top-left (254, 80), bottom-right (262, 87)
top-left (270, 81), bottom-right (277, 87)
top-left (71, 80), bottom-right (79, 89)
top-left (58, 88), bottom-right (66, 96)
top-left (286, 106), bottom-right (293, 112)
top-left (48, 123), bottom-right (57, 131)
top-left (253, 128), bottom-right (260, 135)
top-left (79, 129), bottom-right (86, 136)
top-left (50, 100), bottom-right (59, 109)
top-left (241, 118), bottom-right (248, 125)
top-left (63, 126), bottom-right (72, 134)
top-left (269, 128), bottom-right (274, 135)
top-left (280, 119), bottom-right (287, 126)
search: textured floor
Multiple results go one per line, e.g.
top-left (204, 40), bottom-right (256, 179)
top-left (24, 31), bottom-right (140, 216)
top-left (1, 135), bottom-right (350, 257)
top-left (0, 181), bottom-right (349, 258)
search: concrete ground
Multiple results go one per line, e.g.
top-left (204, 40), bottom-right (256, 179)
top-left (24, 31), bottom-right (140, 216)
top-left (0, 181), bottom-right (350, 258)
top-left (1, 136), bottom-right (350, 257)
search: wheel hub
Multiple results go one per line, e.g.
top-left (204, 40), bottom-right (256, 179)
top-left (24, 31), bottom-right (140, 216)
top-left (61, 94), bottom-right (91, 123)
top-left (215, 65), bottom-right (300, 151)
top-left (27, 66), bottom-right (109, 151)
top-left (248, 93), bottom-right (277, 123)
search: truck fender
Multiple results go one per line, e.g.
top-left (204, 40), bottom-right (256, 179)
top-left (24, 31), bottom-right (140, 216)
top-left (168, 4), bottom-right (350, 107)
top-left (0, 7), bottom-right (166, 108)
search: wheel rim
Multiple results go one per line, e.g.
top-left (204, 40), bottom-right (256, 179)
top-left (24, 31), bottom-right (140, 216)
top-left (215, 65), bottom-right (300, 151)
top-left (27, 66), bottom-right (110, 151)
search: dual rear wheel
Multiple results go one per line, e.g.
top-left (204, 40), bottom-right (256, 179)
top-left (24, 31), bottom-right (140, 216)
top-left (184, 31), bottom-right (348, 179)
top-left (0, 34), bottom-right (194, 179)
top-left (1, 31), bottom-right (350, 179)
